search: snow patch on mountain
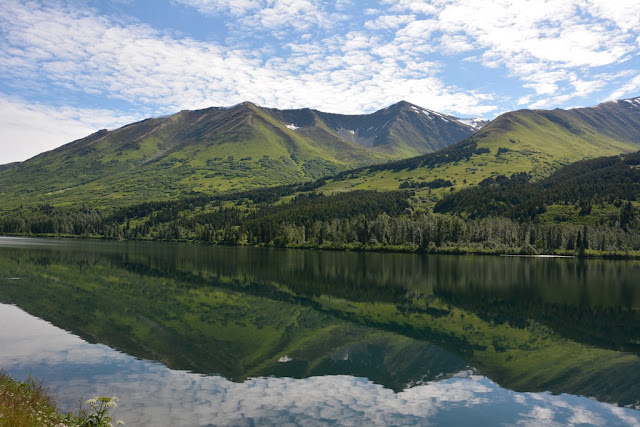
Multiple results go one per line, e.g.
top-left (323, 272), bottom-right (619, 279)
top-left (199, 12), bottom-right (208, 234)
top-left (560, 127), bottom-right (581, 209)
top-left (457, 118), bottom-right (487, 129)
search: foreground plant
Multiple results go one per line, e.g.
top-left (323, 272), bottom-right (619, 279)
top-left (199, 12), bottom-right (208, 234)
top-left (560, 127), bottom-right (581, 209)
top-left (82, 397), bottom-right (124, 427)
top-left (0, 371), bottom-right (124, 427)
top-left (0, 371), bottom-right (74, 426)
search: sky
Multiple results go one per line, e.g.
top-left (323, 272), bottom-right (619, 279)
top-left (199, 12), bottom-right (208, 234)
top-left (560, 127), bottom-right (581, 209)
top-left (1, 0), bottom-right (640, 164)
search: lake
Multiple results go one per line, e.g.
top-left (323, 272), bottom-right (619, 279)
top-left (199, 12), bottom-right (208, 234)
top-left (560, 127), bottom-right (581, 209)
top-left (1, 236), bottom-right (639, 426)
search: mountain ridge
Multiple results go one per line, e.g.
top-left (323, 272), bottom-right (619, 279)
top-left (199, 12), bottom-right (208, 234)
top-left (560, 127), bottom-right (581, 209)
top-left (314, 95), bottom-right (640, 201)
top-left (0, 101), bottom-right (479, 208)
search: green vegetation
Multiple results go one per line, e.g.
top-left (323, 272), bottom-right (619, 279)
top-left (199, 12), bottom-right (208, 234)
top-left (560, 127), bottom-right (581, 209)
top-left (1, 99), bottom-right (640, 258)
top-left (0, 372), bottom-right (122, 427)
top-left (312, 99), bottom-right (640, 198)
top-left (0, 101), bottom-right (475, 210)
top-left (1, 175), bottom-right (638, 257)
top-left (435, 152), bottom-right (640, 222)
top-left (0, 371), bottom-right (69, 427)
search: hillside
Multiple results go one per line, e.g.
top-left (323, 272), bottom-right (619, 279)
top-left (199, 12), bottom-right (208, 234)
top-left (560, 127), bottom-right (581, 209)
top-left (434, 151), bottom-right (640, 224)
top-left (314, 96), bottom-right (640, 202)
top-left (0, 101), bottom-right (477, 209)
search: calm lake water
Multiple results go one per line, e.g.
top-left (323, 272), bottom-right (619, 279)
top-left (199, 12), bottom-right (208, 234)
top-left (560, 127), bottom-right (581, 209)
top-left (1, 236), bottom-right (640, 426)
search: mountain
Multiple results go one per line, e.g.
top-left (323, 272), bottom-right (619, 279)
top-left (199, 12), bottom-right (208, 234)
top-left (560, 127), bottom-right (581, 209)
top-left (0, 101), bottom-right (478, 209)
top-left (268, 101), bottom-right (483, 158)
top-left (315, 96), bottom-right (640, 199)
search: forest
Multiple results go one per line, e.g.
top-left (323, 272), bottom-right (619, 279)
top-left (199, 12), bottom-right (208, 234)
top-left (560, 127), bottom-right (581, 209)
top-left (435, 152), bottom-right (640, 223)
top-left (1, 152), bottom-right (639, 257)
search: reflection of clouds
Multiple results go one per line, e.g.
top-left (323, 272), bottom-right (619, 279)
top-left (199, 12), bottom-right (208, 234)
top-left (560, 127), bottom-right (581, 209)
top-left (1, 304), bottom-right (639, 426)
top-left (518, 406), bottom-right (558, 426)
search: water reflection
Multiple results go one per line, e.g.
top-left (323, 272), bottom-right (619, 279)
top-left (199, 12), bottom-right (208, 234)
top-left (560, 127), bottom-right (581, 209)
top-left (1, 237), bottom-right (640, 423)
top-left (2, 304), bottom-right (638, 426)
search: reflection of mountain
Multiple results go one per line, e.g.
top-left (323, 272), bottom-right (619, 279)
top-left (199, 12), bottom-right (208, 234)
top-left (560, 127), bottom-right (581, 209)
top-left (0, 241), bottom-right (468, 392)
top-left (1, 239), bottom-right (640, 406)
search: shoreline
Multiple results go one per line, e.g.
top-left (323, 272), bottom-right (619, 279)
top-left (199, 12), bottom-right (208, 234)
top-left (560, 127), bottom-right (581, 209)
top-left (2, 233), bottom-right (639, 260)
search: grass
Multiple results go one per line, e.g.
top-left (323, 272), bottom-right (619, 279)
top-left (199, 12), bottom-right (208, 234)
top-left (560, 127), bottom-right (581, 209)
top-left (2, 99), bottom-right (640, 213)
top-left (0, 371), bottom-right (124, 427)
top-left (0, 371), bottom-right (79, 426)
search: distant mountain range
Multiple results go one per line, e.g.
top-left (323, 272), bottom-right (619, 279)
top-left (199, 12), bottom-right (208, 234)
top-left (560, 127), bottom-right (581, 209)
top-left (0, 101), bottom-right (480, 208)
top-left (317, 96), bottom-right (640, 198)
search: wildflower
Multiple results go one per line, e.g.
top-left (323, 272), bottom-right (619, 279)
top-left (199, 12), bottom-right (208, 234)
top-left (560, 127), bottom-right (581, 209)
top-left (105, 396), bottom-right (119, 409)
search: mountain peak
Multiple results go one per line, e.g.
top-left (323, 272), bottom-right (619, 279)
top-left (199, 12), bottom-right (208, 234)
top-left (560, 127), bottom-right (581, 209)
top-left (386, 100), bottom-right (416, 110)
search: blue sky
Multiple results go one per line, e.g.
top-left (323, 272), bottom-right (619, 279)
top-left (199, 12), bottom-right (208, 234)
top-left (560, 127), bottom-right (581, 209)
top-left (1, 0), bottom-right (640, 163)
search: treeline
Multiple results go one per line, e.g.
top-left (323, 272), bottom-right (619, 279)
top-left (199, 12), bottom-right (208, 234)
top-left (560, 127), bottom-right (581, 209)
top-left (228, 212), bottom-right (640, 254)
top-left (2, 196), bottom-right (640, 255)
top-left (0, 190), bottom-right (409, 242)
top-left (435, 152), bottom-right (640, 221)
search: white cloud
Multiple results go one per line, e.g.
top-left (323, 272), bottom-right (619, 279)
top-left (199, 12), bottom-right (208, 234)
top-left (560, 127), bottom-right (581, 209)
top-left (517, 95), bottom-right (532, 105)
top-left (0, 0), bottom-right (495, 119)
top-left (608, 73), bottom-right (640, 101)
top-left (175, 0), bottom-right (340, 33)
top-left (377, 0), bottom-right (640, 107)
top-left (364, 14), bottom-right (415, 31)
top-left (440, 34), bottom-right (474, 54)
top-left (1, 0), bottom-right (638, 159)
top-left (586, 0), bottom-right (640, 32)
top-left (174, 0), bottom-right (262, 16)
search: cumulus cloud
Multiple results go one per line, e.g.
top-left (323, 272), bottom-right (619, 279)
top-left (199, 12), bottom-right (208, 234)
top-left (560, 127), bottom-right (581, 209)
top-left (175, 0), bottom-right (342, 33)
top-left (0, 0), bottom-right (495, 118)
top-left (608, 73), bottom-right (640, 101)
top-left (173, 0), bottom-right (262, 16)
top-left (377, 0), bottom-right (640, 107)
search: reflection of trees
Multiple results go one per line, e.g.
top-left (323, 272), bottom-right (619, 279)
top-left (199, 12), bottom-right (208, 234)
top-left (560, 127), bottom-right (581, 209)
top-left (0, 244), bottom-right (467, 392)
top-left (1, 241), bottom-right (640, 406)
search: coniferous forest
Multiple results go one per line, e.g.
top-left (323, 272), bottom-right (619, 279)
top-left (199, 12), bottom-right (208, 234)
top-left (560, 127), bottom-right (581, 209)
top-left (1, 152), bottom-right (639, 257)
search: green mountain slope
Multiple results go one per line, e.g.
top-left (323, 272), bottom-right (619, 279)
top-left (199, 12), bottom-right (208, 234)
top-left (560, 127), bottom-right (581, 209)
top-left (315, 96), bottom-right (640, 201)
top-left (434, 151), bottom-right (640, 222)
top-left (0, 101), bottom-right (477, 209)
